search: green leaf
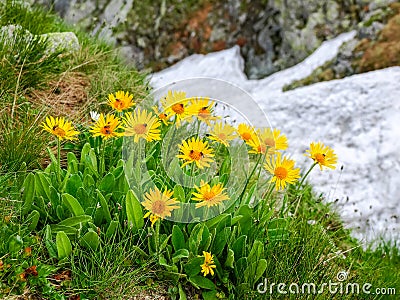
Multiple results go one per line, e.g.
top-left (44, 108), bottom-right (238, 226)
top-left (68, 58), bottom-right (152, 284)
top-left (178, 283), bottom-right (187, 300)
top-left (66, 174), bottom-right (83, 197)
top-left (172, 225), bottom-right (186, 251)
top-left (236, 204), bottom-right (253, 235)
top-left (184, 257), bottom-right (203, 277)
top-left (50, 225), bottom-right (78, 236)
top-left (248, 240), bottom-right (264, 264)
top-left (26, 210), bottom-right (40, 231)
top-left (188, 223), bottom-right (204, 254)
top-left (56, 231), bottom-right (72, 259)
top-left (99, 173), bottom-right (115, 194)
top-left (205, 213), bottom-right (229, 230)
top-left (254, 259), bottom-right (267, 283)
top-left (96, 189), bottom-right (111, 223)
top-left (105, 220), bottom-right (119, 238)
top-left (8, 235), bottom-right (23, 253)
top-left (173, 184), bottom-right (186, 202)
top-left (125, 190), bottom-right (144, 232)
top-left (172, 249), bottom-right (190, 263)
top-left (67, 152), bottom-right (79, 174)
top-left (21, 173), bottom-right (35, 215)
top-left (58, 215), bottom-right (92, 227)
top-left (35, 172), bottom-right (51, 201)
top-left (189, 275), bottom-right (216, 290)
top-left (80, 230), bottom-right (100, 250)
top-left (232, 235), bottom-right (247, 259)
top-left (132, 246), bottom-right (148, 258)
top-left (62, 193), bottom-right (84, 216)
top-left (224, 249), bottom-right (235, 268)
top-left (44, 225), bottom-right (57, 258)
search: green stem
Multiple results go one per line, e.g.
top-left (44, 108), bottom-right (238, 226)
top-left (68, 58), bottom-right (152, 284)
top-left (100, 139), bottom-right (106, 175)
top-left (294, 162), bottom-right (318, 215)
top-left (238, 154), bottom-right (262, 205)
top-left (57, 138), bottom-right (61, 184)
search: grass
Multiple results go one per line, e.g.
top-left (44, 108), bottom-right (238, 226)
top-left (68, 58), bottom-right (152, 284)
top-left (0, 1), bottom-right (399, 300)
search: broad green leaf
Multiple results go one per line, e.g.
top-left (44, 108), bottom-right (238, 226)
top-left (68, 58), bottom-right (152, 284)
top-left (126, 190), bottom-right (144, 232)
top-left (80, 230), bottom-right (100, 250)
top-left (26, 210), bottom-right (40, 231)
top-left (178, 283), bottom-right (187, 300)
top-left (35, 173), bottom-right (51, 201)
top-left (189, 275), bottom-right (216, 290)
top-left (21, 173), bottom-right (35, 215)
top-left (172, 225), bottom-right (186, 251)
top-left (99, 173), bottom-right (115, 194)
top-left (67, 152), bottom-right (79, 174)
top-left (173, 185), bottom-right (186, 202)
top-left (132, 245), bottom-right (148, 258)
top-left (224, 249), bottom-right (235, 268)
top-left (45, 225), bottom-right (57, 258)
top-left (231, 235), bottom-right (247, 259)
top-left (8, 235), bottom-right (23, 253)
top-left (50, 225), bottom-right (79, 236)
top-left (248, 240), bottom-right (264, 264)
top-left (58, 215), bottom-right (92, 227)
top-left (66, 174), bottom-right (83, 197)
top-left (62, 193), bottom-right (84, 216)
top-left (96, 189), bottom-right (111, 223)
top-left (56, 231), bottom-right (72, 259)
top-left (172, 249), bottom-right (190, 263)
top-left (184, 257), bottom-right (203, 277)
top-left (105, 220), bottom-right (119, 238)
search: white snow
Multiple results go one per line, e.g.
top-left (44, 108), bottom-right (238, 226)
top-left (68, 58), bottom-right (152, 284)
top-left (149, 31), bottom-right (400, 246)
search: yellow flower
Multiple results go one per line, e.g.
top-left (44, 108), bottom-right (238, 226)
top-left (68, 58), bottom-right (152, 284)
top-left (264, 153), bottom-right (300, 190)
top-left (247, 128), bottom-right (288, 155)
top-left (161, 90), bottom-right (192, 126)
top-left (108, 91), bottom-right (135, 112)
top-left (201, 251), bottom-right (216, 277)
top-left (89, 113), bottom-right (122, 140)
top-left (177, 137), bottom-right (214, 169)
top-left (142, 187), bottom-right (180, 226)
top-left (208, 123), bottom-right (237, 147)
top-left (189, 97), bottom-right (219, 125)
top-left (152, 106), bottom-right (171, 126)
top-left (123, 108), bottom-right (161, 143)
top-left (192, 180), bottom-right (229, 208)
top-left (237, 123), bottom-right (256, 142)
top-left (42, 116), bottom-right (80, 140)
top-left (305, 142), bottom-right (337, 170)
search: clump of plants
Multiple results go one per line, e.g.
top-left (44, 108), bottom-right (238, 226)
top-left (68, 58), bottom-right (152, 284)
top-left (7, 88), bottom-right (345, 298)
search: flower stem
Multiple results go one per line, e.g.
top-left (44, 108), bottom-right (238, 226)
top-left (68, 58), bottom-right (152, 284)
top-left (293, 162), bottom-right (318, 215)
top-left (238, 153), bottom-right (262, 205)
top-left (57, 138), bottom-right (61, 183)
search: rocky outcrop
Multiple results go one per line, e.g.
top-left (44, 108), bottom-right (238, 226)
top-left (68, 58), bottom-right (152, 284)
top-left (32, 0), bottom-right (398, 78)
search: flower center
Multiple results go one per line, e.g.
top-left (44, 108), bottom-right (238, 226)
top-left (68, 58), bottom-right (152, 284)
top-left (274, 166), bottom-right (288, 179)
top-left (53, 126), bottom-right (66, 137)
top-left (151, 200), bottom-right (166, 215)
top-left (203, 191), bottom-right (216, 201)
top-left (241, 132), bottom-right (252, 141)
top-left (189, 150), bottom-right (203, 161)
top-left (198, 107), bottom-right (210, 119)
top-left (159, 113), bottom-right (167, 120)
top-left (101, 125), bottom-right (112, 135)
top-left (314, 153), bottom-right (325, 164)
top-left (264, 138), bottom-right (275, 148)
top-left (257, 144), bottom-right (266, 154)
top-left (114, 99), bottom-right (124, 110)
top-left (218, 133), bottom-right (227, 140)
top-left (133, 123), bottom-right (147, 135)
top-left (172, 103), bottom-right (185, 115)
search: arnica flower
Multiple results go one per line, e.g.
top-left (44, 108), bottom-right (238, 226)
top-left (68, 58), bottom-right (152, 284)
top-left (108, 91), bottom-right (135, 112)
top-left (208, 123), bottom-right (237, 147)
top-left (264, 153), bottom-right (301, 190)
top-left (305, 142), bottom-right (338, 170)
top-left (237, 123), bottom-right (256, 142)
top-left (89, 113), bottom-right (122, 140)
top-left (189, 97), bottom-right (219, 125)
top-left (247, 128), bottom-right (288, 155)
top-left (161, 90), bottom-right (191, 126)
top-left (123, 108), bottom-right (161, 143)
top-left (192, 180), bottom-right (229, 208)
top-left (201, 251), bottom-right (216, 277)
top-left (177, 137), bottom-right (214, 169)
top-left (142, 187), bottom-right (180, 226)
top-left (152, 106), bottom-right (171, 126)
top-left (42, 116), bottom-right (80, 140)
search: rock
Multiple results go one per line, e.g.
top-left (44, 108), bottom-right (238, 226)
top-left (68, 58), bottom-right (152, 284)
top-left (41, 32), bottom-right (80, 55)
top-left (150, 32), bottom-right (400, 245)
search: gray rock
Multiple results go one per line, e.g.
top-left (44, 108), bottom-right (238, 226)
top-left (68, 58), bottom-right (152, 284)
top-left (40, 32), bottom-right (80, 55)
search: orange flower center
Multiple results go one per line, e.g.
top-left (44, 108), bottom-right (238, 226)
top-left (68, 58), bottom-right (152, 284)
top-left (189, 150), bottom-right (203, 161)
top-left (314, 153), bottom-right (325, 164)
top-left (159, 113), bottom-right (167, 120)
top-left (274, 166), bottom-right (288, 179)
top-left (101, 125), bottom-right (112, 135)
top-left (218, 133), bottom-right (227, 140)
top-left (241, 132), bottom-right (252, 141)
top-left (172, 103), bottom-right (185, 115)
top-left (257, 144), bottom-right (266, 154)
top-left (198, 107), bottom-right (210, 119)
top-left (114, 99), bottom-right (124, 110)
top-left (53, 126), bottom-right (66, 137)
top-left (264, 138), bottom-right (275, 148)
top-left (203, 190), bottom-right (216, 201)
top-left (151, 200), bottom-right (166, 215)
top-left (133, 123), bottom-right (147, 135)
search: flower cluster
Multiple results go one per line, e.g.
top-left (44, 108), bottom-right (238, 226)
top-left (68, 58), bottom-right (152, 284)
top-left (41, 89), bottom-right (338, 237)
